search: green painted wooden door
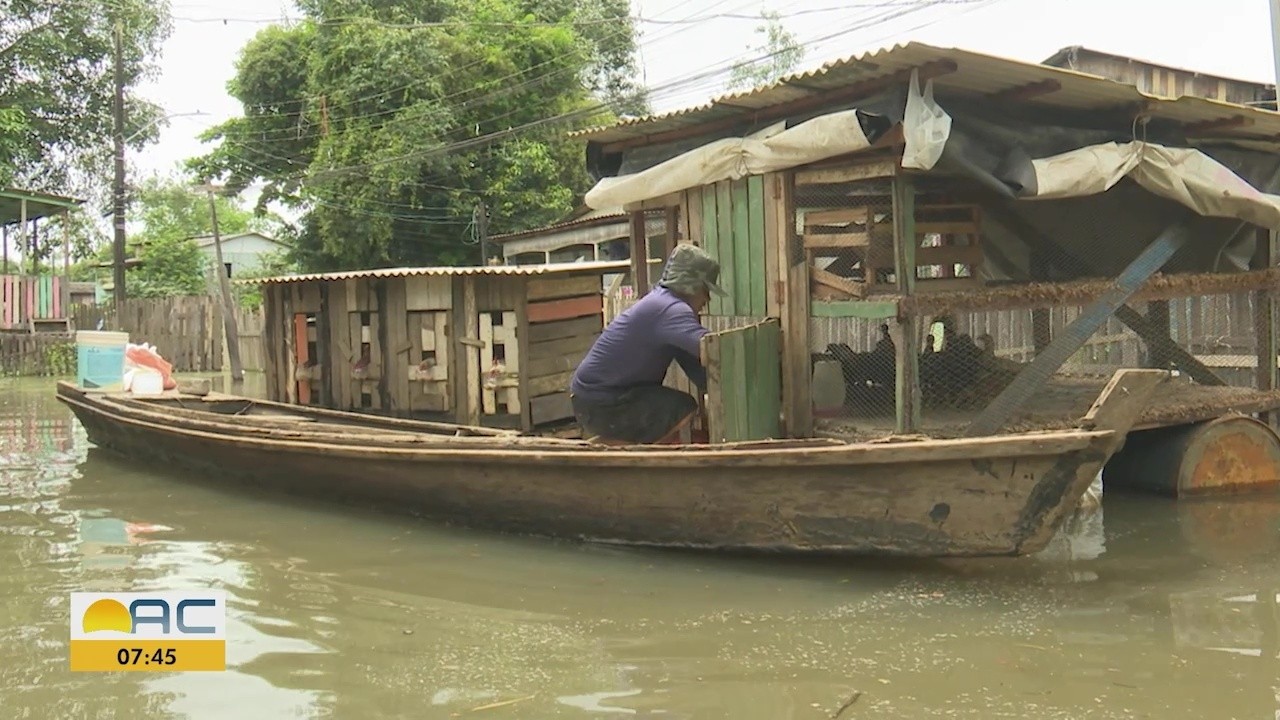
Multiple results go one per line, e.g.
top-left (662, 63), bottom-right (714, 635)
top-left (700, 176), bottom-right (769, 317)
top-left (701, 319), bottom-right (782, 443)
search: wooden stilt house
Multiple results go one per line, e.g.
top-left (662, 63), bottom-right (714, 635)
top-left (576, 41), bottom-right (1280, 494)
top-left (250, 261), bottom-right (639, 433)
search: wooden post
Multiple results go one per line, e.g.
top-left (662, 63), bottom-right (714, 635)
top-left (62, 210), bottom-right (70, 276)
top-left (664, 205), bottom-right (680, 256)
top-left (892, 174), bottom-right (921, 434)
top-left (774, 172), bottom-right (812, 438)
top-left (1030, 250), bottom-right (1051, 353)
top-left (629, 210), bottom-right (650, 296)
top-left (317, 283), bottom-right (333, 408)
top-left (1254, 227), bottom-right (1278, 426)
top-left (2, 224), bottom-right (7, 270)
top-left (205, 189), bottom-right (243, 382)
top-left (459, 277), bottom-right (481, 425)
top-left (19, 198), bottom-right (27, 275)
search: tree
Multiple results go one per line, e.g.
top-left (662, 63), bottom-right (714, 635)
top-left (188, 0), bottom-right (642, 272)
top-left (726, 11), bottom-right (805, 92)
top-left (0, 0), bottom-right (173, 200)
top-left (119, 174), bottom-right (276, 298)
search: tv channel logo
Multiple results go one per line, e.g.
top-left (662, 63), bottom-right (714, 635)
top-left (69, 591), bottom-right (226, 672)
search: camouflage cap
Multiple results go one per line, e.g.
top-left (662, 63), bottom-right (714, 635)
top-left (657, 243), bottom-right (729, 298)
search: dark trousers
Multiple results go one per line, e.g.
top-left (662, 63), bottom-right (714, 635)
top-left (572, 385), bottom-right (698, 444)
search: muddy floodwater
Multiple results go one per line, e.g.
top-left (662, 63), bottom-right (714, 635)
top-left (2, 376), bottom-right (1279, 719)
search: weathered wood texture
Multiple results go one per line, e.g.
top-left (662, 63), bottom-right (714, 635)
top-left (519, 274), bottom-right (610, 429)
top-left (58, 370), bottom-right (1157, 558)
top-left (701, 320), bottom-right (782, 443)
top-left (699, 177), bottom-right (771, 317)
top-left (70, 296), bottom-right (224, 373)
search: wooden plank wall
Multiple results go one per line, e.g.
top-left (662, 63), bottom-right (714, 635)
top-left (523, 274), bottom-right (606, 430)
top-left (68, 295), bottom-right (222, 373)
top-left (403, 275), bottom-right (453, 416)
top-left (686, 177), bottom-right (771, 317)
top-left (701, 319), bottom-right (782, 443)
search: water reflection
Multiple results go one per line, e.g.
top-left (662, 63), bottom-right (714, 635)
top-left (2, 376), bottom-right (1280, 718)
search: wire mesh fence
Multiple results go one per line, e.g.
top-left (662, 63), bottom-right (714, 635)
top-left (809, 290), bottom-right (1271, 440)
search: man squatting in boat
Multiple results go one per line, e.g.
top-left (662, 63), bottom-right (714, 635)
top-left (569, 243), bottom-right (728, 444)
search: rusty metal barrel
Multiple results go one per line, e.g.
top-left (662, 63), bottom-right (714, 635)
top-left (1105, 415), bottom-right (1280, 497)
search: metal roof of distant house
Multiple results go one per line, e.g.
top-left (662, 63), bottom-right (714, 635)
top-left (1041, 45), bottom-right (1278, 92)
top-left (243, 259), bottom-right (643, 285)
top-left (570, 41), bottom-right (1280, 149)
top-left (0, 188), bottom-right (84, 225)
top-left (488, 207), bottom-right (661, 244)
top-left (187, 230), bottom-right (291, 249)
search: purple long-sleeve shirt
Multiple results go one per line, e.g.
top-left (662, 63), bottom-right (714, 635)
top-left (570, 285), bottom-right (708, 403)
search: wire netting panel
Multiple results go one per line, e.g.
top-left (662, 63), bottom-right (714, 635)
top-left (810, 290), bottom-right (1273, 440)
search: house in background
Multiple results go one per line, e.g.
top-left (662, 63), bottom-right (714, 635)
top-left (490, 206), bottom-right (668, 265)
top-left (1041, 46), bottom-right (1277, 108)
top-left (187, 231), bottom-right (292, 278)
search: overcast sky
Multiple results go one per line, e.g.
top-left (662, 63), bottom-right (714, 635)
top-left (136, 0), bottom-right (1279, 182)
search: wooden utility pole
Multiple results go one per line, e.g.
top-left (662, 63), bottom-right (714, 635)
top-left (111, 22), bottom-right (127, 304)
top-left (476, 201), bottom-right (490, 264)
top-left (205, 188), bottom-right (243, 382)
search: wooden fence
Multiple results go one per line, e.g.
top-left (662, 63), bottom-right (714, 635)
top-left (0, 295), bottom-right (269, 377)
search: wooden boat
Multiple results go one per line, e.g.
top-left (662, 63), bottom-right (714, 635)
top-left (54, 369), bottom-right (1168, 557)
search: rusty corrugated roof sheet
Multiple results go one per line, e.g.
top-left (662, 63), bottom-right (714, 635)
top-left (571, 42), bottom-right (1280, 147)
top-left (241, 260), bottom-right (637, 285)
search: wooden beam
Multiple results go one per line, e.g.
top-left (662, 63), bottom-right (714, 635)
top-left (891, 174), bottom-right (920, 434)
top-left (811, 300), bottom-right (898, 319)
top-left (795, 157), bottom-right (899, 186)
top-left (1254, 227), bottom-right (1278, 427)
top-left (986, 79), bottom-right (1061, 103)
top-left (1184, 115), bottom-right (1253, 135)
top-left (1029, 250), bottom-right (1051, 354)
top-left (775, 171), bottom-right (812, 438)
top-left (629, 210), bottom-right (650, 296)
top-left (809, 266), bottom-right (866, 298)
top-left (600, 60), bottom-right (959, 153)
top-left (964, 215), bottom-right (1196, 438)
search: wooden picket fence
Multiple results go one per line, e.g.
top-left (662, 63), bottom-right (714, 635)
top-left (0, 295), bottom-right (267, 377)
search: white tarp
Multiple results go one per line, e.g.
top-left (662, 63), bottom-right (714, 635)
top-left (1030, 141), bottom-right (1280, 229)
top-left (583, 109), bottom-right (872, 210)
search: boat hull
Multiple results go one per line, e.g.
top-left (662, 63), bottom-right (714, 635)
top-left (54, 379), bottom-right (1165, 558)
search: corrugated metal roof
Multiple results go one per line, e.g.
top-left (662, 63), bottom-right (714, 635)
top-left (572, 42), bottom-right (1280, 147)
top-left (489, 207), bottom-right (666, 243)
top-left (241, 260), bottom-right (637, 285)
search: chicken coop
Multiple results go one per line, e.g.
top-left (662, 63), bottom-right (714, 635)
top-left (250, 261), bottom-right (634, 432)
top-left (578, 41), bottom-right (1280, 496)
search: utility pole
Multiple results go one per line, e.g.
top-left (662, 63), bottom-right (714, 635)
top-left (204, 187), bottom-right (244, 383)
top-left (476, 201), bottom-right (490, 265)
top-left (112, 22), bottom-right (127, 304)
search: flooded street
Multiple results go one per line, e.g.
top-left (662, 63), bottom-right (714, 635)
top-left (2, 376), bottom-right (1279, 719)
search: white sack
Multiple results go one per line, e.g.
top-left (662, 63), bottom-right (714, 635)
top-left (584, 109), bottom-right (872, 209)
top-left (1031, 141), bottom-right (1280, 229)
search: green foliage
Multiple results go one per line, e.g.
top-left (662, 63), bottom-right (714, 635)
top-left (190, 0), bottom-right (641, 272)
top-left (232, 249), bottom-right (299, 310)
top-left (726, 11), bottom-right (805, 92)
top-left (120, 174), bottom-right (269, 298)
top-left (0, 0), bottom-right (173, 201)
top-left (42, 342), bottom-right (77, 377)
